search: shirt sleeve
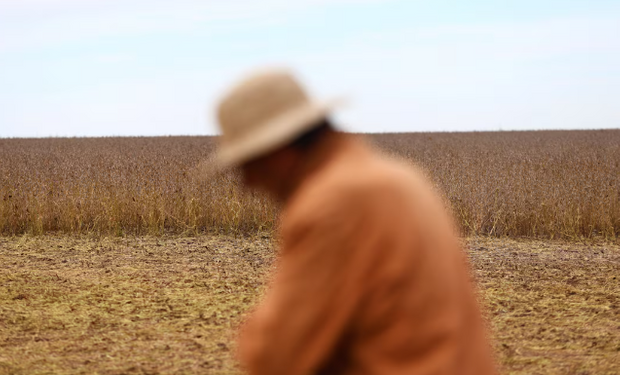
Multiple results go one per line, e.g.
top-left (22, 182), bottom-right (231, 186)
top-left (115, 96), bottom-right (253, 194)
top-left (238, 192), bottom-right (378, 375)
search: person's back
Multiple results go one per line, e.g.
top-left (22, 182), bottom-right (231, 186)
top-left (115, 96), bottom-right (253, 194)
top-left (239, 133), bottom-right (497, 374)
top-left (212, 68), bottom-right (496, 374)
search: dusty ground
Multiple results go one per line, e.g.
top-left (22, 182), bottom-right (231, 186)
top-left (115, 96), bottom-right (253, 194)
top-left (0, 235), bottom-right (618, 375)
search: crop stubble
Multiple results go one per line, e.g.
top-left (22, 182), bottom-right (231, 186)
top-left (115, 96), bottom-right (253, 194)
top-left (0, 235), bottom-right (618, 374)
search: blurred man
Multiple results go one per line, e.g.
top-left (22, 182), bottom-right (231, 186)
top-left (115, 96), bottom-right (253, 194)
top-left (214, 69), bottom-right (497, 375)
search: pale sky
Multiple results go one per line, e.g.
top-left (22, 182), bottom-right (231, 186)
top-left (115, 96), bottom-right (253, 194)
top-left (1, 0), bottom-right (619, 138)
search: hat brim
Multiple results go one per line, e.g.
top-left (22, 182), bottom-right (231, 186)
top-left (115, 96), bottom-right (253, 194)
top-left (210, 98), bottom-right (343, 173)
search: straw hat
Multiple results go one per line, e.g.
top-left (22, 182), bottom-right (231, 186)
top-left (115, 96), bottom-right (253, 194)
top-left (215, 69), bottom-right (341, 168)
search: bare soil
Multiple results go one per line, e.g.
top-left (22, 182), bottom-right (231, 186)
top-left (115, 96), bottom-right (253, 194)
top-left (0, 235), bottom-right (618, 374)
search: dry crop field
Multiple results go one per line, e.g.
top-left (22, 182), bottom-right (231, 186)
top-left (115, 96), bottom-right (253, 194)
top-left (1, 130), bottom-right (619, 374)
top-left (0, 235), bottom-right (618, 374)
top-left (1, 130), bottom-right (619, 240)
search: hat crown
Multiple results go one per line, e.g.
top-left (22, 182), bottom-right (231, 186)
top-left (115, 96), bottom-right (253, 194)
top-left (218, 70), bottom-right (310, 144)
top-left (213, 68), bottom-right (339, 168)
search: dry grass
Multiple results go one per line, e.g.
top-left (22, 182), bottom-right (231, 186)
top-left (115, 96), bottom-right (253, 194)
top-left (370, 130), bottom-right (620, 240)
top-left (1, 130), bottom-right (619, 240)
top-left (0, 235), bottom-right (618, 374)
top-left (0, 137), bottom-right (276, 237)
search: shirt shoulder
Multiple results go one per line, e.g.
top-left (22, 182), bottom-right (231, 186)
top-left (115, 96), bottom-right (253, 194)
top-left (282, 145), bottom-right (421, 237)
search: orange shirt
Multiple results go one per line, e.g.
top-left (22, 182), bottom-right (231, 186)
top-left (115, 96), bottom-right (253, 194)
top-left (238, 134), bottom-right (497, 375)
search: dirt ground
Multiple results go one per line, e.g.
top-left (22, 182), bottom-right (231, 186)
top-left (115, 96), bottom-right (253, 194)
top-left (0, 235), bottom-right (618, 375)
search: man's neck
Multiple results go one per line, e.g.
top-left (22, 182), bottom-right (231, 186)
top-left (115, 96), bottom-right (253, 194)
top-left (278, 131), bottom-right (349, 203)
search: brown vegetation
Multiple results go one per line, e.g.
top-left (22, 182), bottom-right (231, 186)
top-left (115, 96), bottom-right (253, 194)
top-left (0, 137), bottom-right (275, 237)
top-left (371, 130), bottom-right (620, 240)
top-left (1, 235), bottom-right (618, 374)
top-left (1, 130), bottom-right (619, 240)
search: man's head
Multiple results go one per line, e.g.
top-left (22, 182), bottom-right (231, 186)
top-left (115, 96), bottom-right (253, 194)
top-left (240, 119), bottom-right (333, 200)
top-left (214, 69), bottom-right (341, 199)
